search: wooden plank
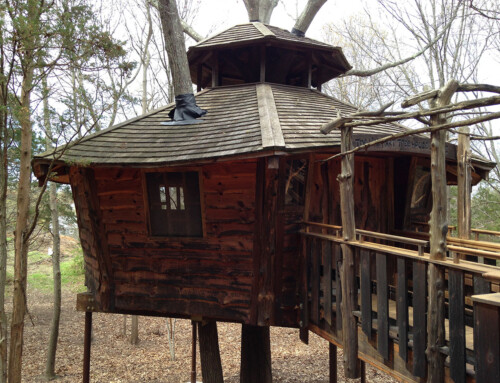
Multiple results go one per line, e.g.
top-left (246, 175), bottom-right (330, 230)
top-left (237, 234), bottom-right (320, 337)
top-left (83, 311), bottom-right (92, 383)
top-left (397, 257), bottom-right (408, 363)
top-left (312, 238), bottom-right (320, 325)
top-left (360, 249), bottom-right (372, 337)
top-left (473, 302), bottom-right (500, 383)
top-left (256, 84), bottom-right (285, 149)
top-left (324, 241), bottom-right (333, 326)
top-left (449, 269), bottom-right (466, 383)
top-left (376, 252), bottom-right (389, 360)
top-left (412, 260), bottom-right (427, 378)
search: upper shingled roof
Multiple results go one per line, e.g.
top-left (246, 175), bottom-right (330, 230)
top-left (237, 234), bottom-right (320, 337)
top-left (191, 22), bottom-right (335, 50)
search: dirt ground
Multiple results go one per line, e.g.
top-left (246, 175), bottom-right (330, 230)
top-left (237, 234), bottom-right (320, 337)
top-left (19, 286), bottom-right (396, 382)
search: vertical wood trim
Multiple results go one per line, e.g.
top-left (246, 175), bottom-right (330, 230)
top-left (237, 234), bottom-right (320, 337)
top-left (257, 157), bottom-right (279, 326)
top-left (403, 157), bottom-right (417, 230)
top-left (83, 168), bottom-right (114, 310)
top-left (396, 257), bottom-right (408, 362)
top-left (457, 127), bottom-right (471, 241)
top-left (334, 244), bottom-right (343, 336)
top-left (376, 252), bottom-right (389, 360)
top-left (191, 321), bottom-right (197, 383)
top-left (250, 159), bottom-right (265, 324)
top-left (449, 269), bottom-right (465, 383)
top-left (256, 84), bottom-right (285, 149)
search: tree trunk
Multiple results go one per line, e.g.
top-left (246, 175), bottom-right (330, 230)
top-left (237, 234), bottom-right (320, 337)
top-left (292, 0), bottom-right (327, 35)
top-left (427, 80), bottom-right (458, 383)
top-left (240, 325), bottom-right (272, 383)
top-left (0, 7), bottom-right (9, 378)
top-left (243, 0), bottom-right (278, 23)
top-left (0, 44), bottom-right (8, 383)
top-left (198, 321), bottom-right (223, 383)
top-left (8, 58), bottom-right (34, 383)
top-left (43, 79), bottom-right (62, 380)
top-left (158, 0), bottom-right (193, 96)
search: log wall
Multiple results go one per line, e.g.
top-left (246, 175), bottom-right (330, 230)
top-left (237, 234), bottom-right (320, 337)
top-left (71, 160), bottom-right (257, 322)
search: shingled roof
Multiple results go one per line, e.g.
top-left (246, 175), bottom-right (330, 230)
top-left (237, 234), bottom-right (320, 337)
top-left (190, 22), bottom-right (336, 51)
top-left (34, 83), bottom-right (430, 166)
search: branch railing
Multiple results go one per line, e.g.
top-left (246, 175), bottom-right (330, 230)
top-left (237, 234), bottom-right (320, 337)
top-left (300, 221), bottom-right (500, 382)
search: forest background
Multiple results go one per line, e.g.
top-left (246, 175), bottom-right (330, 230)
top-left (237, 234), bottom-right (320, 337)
top-left (0, 0), bottom-right (499, 381)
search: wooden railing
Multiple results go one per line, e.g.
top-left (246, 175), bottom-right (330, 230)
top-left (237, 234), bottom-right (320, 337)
top-left (300, 222), bottom-right (500, 382)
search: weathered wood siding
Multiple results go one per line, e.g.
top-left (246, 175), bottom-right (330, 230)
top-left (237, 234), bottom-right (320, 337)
top-left (73, 160), bottom-right (257, 322)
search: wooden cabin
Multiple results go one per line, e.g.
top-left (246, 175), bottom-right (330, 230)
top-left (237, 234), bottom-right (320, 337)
top-left (33, 22), bottom-right (499, 382)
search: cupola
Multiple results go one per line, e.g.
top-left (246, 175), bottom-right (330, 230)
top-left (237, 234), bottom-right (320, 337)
top-left (187, 22), bottom-right (351, 90)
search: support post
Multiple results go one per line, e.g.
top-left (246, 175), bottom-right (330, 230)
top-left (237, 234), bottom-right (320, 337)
top-left (191, 321), bottom-right (197, 383)
top-left (83, 312), bottom-right (92, 383)
top-left (329, 343), bottom-right (337, 383)
top-left (198, 321), bottom-right (223, 383)
top-left (337, 125), bottom-right (360, 378)
top-left (240, 325), bottom-right (272, 383)
top-left (427, 80), bottom-right (458, 383)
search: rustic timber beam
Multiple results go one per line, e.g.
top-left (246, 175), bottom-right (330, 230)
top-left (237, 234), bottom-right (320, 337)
top-left (427, 79), bottom-right (458, 383)
top-left (337, 123), bottom-right (360, 378)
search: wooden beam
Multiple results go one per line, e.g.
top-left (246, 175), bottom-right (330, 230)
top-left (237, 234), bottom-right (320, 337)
top-left (457, 127), bottom-right (472, 253)
top-left (260, 45), bottom-right (266, 83)
top-left (212, 51), bottom-right (219, 87)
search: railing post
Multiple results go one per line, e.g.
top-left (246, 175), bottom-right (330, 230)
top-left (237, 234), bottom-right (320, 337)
top-left (337, 124), bottom-right (360, 378)
top-left (427, 80), bottom-right (458, 383)
top-left (472, 293), bottom-right (500, 383)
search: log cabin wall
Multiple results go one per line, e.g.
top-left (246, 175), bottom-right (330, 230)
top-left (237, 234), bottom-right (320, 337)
top-left (71, 160), bottom-right (257, 323)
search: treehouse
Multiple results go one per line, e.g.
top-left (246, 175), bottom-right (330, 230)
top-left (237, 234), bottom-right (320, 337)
top-left (33, 22), bottom-right (500, 383)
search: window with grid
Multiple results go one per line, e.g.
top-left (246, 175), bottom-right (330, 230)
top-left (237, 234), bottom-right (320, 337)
top-left (146, 171), bottom-right (202, 237)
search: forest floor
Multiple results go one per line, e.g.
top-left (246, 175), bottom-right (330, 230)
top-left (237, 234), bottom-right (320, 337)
top-left (12, 236), bottom-right (397, 382)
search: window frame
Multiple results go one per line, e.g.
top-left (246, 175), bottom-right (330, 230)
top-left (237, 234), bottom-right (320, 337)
top-left (142, 168), bottom-right (205, 239)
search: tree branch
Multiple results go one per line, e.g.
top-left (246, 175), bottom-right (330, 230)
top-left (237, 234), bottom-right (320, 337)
top-left (181, 19), bottom-right (203, 42)
top-left (322, 111), bottom-right (500, 162)
top-left (341, 12), bottom-right (457, 78)
top-left (292, 0), bottom-right (327, 36)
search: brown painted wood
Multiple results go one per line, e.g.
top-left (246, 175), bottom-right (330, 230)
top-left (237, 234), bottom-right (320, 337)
top-left (396, 257), bottom-right (408, 363)
top-left (191, 321), bottom-right (197, 383)
top-left (412, 261), bottom-right (427, 378)
top-left (376, 252), bottom-right (389, 361)
top-left (83, 311), bottom-right (92, 383)
top-left (299, 327), bottom-right (309, 344)
top-left (473, 301), bottom-right (500, 383)
top-left (240, 325), bottom-right (272, 383)
top-left (448, 269), bottom-right (465, 383)
top-left (360, 250), bottom-right (372, 337)
top-left (473, 275), bottom-right (490, 294)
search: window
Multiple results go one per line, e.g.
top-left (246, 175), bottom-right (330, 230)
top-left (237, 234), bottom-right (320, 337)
top-left (146, 171), bottom-right (202, 237)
